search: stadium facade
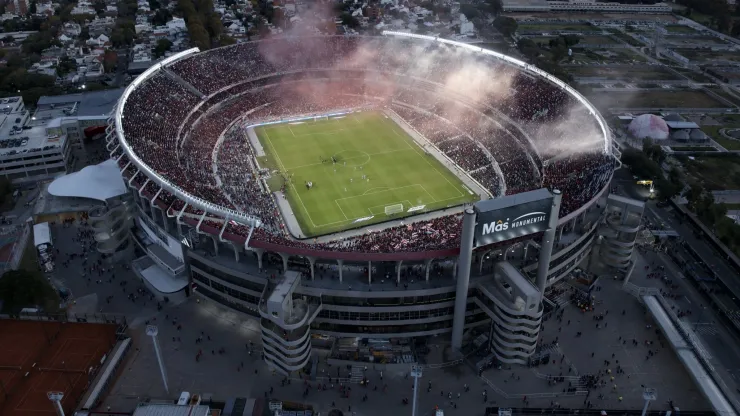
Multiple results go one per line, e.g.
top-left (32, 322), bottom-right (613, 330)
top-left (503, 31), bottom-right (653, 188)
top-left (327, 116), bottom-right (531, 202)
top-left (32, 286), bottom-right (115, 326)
top-left (108, 32), bottom-right (617, 374)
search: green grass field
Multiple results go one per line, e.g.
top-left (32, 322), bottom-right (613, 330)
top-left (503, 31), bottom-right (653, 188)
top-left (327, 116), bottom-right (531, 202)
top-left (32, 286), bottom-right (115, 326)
top-left (256, 112), bottom-right (478, 237)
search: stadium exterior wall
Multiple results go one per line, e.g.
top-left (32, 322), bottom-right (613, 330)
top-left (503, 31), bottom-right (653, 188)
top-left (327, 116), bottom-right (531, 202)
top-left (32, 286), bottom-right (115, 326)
top-left (111, 35), bottom-right (614, 370)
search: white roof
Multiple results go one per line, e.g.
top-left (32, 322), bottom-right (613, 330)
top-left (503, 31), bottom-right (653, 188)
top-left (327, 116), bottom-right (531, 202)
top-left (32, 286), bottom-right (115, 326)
top-left (48, 159), bottom-right (127, 202)
top-left (33, 222), bottom-right (51, 247)
top-left (132, 404), bottom-right (210, 416)
top-left (140, 263), bottom-right (188, 293)
top-left (628, 114), bottom-right (669, 141)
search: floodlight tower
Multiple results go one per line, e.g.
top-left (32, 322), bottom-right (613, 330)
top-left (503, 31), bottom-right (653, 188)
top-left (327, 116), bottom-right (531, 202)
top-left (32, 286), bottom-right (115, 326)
top-left (410, 364), bottom-right (423, 416)
top-left (642, 387), bottom-right (657, 416)
top-left (47, 391), bottom-right (64, 416)
top-left (146, 325), bottom-right (169, 394)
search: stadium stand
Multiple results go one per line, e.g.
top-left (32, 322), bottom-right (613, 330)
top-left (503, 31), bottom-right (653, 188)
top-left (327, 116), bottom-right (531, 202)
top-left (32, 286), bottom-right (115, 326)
top-left (114, 35), bottom-right (614, 255)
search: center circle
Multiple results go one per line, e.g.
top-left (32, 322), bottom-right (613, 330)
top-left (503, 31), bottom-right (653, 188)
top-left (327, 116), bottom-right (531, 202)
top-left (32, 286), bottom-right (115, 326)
top-left (333, 150), bottom-right (370, 167)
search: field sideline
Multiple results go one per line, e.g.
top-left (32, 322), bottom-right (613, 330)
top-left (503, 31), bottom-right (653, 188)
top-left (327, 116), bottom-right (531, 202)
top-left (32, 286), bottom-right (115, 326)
top-left (255, 111), bottom-right (478, 237)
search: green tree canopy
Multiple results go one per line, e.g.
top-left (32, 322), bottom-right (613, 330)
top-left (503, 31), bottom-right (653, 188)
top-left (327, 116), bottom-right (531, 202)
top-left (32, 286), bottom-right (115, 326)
top-left (493, 16), bottom-right (517, 38)
top-left (0, 270), bottom-right (58, 315)
top-left (153, 38), bottom-right (173, 57)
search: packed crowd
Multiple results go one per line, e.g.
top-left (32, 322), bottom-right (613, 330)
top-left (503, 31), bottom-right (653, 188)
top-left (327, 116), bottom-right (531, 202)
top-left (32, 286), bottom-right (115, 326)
top-left (117, 35), bottom-right (614, 255)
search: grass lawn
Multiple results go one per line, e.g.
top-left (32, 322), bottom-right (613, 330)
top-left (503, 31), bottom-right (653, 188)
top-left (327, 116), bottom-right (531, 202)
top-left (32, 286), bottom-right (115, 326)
top-left (664, 24), bottom-right (699, 34)
top-left (702, 125), bottom-right (740, 151)
top-left (609, 31), bottom-right (645, 47)
top-left (675, 49), bottom-right (740, 63)
top-left (256, 112), bottom-right (478, 237)
top-left (579, 35), bottom-right (619, 44)
top-left (517, 23), bottom-right (598, 33)
top-left (682, 155), bottom-right (740, 190)
top-left (587, 90), bottom-right (726, 109)
top-left (567, 66), bottom-right (679, 80)
top-left (670, 146), bottom-right (717, 151)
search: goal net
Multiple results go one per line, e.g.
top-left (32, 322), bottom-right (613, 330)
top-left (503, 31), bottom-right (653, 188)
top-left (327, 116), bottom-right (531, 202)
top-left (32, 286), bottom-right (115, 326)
top-left (384, 203), bottom-right (404, 216)
top-left (313, 116), bottom-right (329, 122)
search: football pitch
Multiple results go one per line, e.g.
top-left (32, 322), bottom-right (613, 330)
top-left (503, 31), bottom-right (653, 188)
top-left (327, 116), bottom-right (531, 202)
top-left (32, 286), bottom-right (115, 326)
top-left (255, 111), bottom-right (479, 237)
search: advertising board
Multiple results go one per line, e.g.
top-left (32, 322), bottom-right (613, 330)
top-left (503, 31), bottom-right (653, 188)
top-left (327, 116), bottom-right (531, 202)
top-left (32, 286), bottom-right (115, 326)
top-left (474, 188), bottom-right (553, 247)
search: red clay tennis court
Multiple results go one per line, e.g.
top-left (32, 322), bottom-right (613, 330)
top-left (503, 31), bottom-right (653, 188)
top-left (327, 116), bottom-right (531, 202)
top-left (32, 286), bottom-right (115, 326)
top-left (0, 319), bottom-right (117, 416)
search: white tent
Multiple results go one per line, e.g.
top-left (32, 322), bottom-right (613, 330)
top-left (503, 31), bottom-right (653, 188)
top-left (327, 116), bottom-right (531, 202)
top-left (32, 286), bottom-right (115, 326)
top-left (628, 114), bottom-right (669, 141)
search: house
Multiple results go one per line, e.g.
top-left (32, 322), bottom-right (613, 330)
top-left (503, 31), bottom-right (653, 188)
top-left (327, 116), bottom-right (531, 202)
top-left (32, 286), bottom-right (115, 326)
top-left (86, 33), bottom-right (110, 47)
top-left (62, 22), bottom-right (82, 37)
top-left (227, 21), bottom-right (246, 35)
top-left (459, 13), bottom-right (473, 35)
top-left (71, 0), bottom-right (96, 14)
top-left (135, 16), bottom-right (152, 34)
top-left (58, 34), bottom-right (73, 44)
top-left (88, 16), bottom-right (116, 36)
top-left (166, 17), bottom-right (186, 32)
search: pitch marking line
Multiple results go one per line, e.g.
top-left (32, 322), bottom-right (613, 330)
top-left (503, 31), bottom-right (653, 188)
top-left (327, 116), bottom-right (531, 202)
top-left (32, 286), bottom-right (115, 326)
top-left (363, 187), bottom-right (389, 195)
top-left (262, 128), bottom-right (317, 228)
top-left (292, 128), bottom-right (352, 138)
top-left (334, 184), bottom-right (428, 204)
top-left (386, 120), bottom-right (465, 200)
top-left (335, 200), bottom-right (349, 220)
top-left (367, 200), bottom-right (413, 216)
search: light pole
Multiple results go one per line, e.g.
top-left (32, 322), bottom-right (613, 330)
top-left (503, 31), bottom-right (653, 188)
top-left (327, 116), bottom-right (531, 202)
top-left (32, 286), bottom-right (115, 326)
top-left (410, 364), bottom-right (423, 416)
top-left (642, 387), bottom-right (657, 416)
top-left (47, 391), bottom-right (64, 416)
top-left (146, 325), bottom-right (169, 394)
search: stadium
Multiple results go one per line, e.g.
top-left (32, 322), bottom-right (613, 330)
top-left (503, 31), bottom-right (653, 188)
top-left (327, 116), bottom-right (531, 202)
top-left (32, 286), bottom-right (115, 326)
top-left (109, 32), bottom-right (617, 374)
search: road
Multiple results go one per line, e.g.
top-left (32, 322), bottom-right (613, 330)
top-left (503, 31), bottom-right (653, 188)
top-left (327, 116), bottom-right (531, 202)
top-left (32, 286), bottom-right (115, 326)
top-left (612, 170), bottom-right (740, 402)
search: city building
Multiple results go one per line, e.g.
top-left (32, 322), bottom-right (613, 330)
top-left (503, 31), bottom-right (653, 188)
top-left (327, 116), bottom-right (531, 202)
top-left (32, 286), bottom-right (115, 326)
top-left (502, 0), bottom-right (672, 14)
top-left (32, 88), bottom-right (124, 149)
top-left (6, 0), bottom-right (30, 16)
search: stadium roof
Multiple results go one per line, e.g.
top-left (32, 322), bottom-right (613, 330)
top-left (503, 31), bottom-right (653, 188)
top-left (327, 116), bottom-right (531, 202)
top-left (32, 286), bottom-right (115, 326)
top-left (48, 159), bottom-right (127, 202)
top-left (35, 88), bottom-right (124, 118)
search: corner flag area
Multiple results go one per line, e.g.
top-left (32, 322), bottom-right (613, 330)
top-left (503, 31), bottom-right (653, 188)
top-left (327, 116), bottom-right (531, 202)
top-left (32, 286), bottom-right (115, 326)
top-left (256, 111), bottom-right (478, 237)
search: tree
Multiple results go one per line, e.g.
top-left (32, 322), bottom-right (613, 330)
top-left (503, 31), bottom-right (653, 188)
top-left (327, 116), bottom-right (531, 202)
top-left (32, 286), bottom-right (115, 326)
top-left (493, 16), bottom-right (517, 38)
top-left (154, 39), bottom-right (172, 57)
top-left (29, 0), bottom-right (37, 14)
top-left (218, 34), bottom-right (236, 46)
top-left (459, 4), bottom-right (479, 20)
top-left (151, 8), bottom-right (172, 26)
top-left (485, 0), bottom-right (502, 16)
top-left (103, 50), bottom-right (118, 72)
top-left (188, 20), bottom-right (211, 49)
top-left (340, 12), bottom-right (359, 29)
top-left (56, 56), bottom-right (77, 76)
top-left (642, 137), bottom-right (666, 164)
top-left (0, 270), bottom-right (59, 315)
top-left (653, 176), bottom-right (680, 201)
top-left (517, 38), bottom-right (539, 60)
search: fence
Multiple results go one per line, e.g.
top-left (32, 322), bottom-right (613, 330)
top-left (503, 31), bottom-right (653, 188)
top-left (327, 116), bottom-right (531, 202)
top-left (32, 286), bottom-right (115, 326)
top-left (1, 311), bottom-right (129, 338)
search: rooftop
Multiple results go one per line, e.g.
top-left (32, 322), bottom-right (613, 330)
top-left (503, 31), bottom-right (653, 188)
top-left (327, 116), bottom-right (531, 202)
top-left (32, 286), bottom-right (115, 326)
top-left (131, 404), bottom-right (211, 416)
top-left (0, 119), bottom-right (64, 157)
top-left (32, 88), bottom-right (124, 121)
top-left (48, 159), bottom-right (128, 202)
